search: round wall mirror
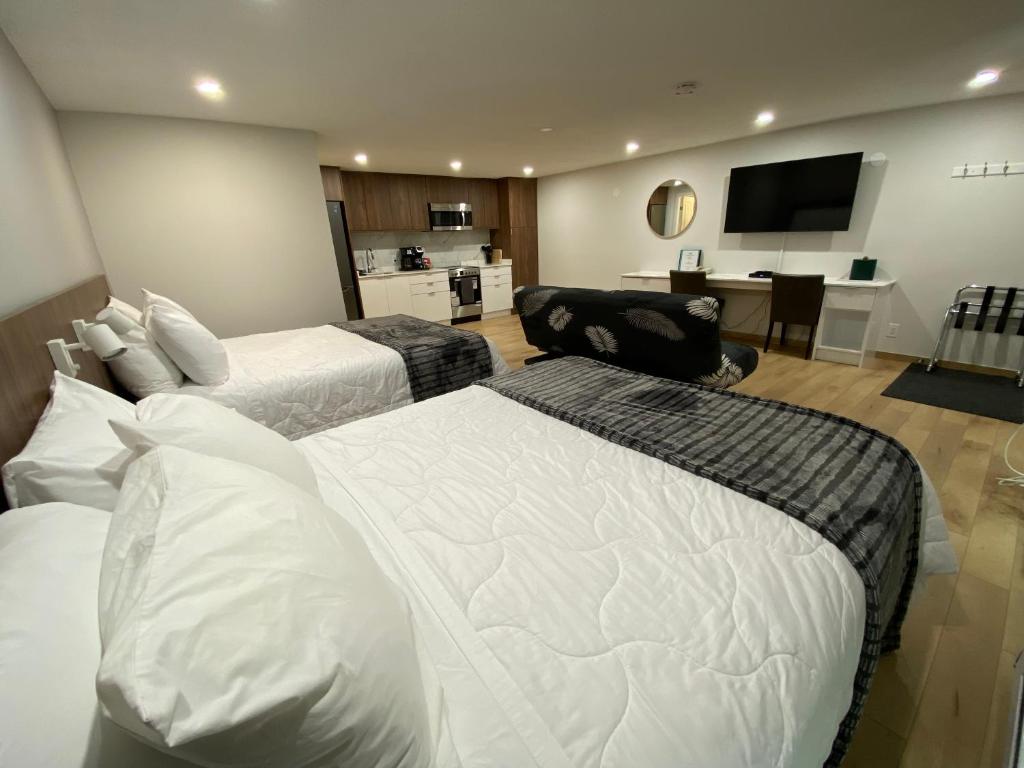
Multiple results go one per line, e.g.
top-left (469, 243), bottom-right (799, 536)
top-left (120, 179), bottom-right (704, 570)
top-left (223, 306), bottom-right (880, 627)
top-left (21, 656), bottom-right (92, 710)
top-left (646, 180), bottom-right (696, 238)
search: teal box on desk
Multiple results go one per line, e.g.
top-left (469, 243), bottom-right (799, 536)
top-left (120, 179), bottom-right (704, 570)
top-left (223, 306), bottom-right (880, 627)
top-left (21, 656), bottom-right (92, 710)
top-left (850, 258), bottom-right (878, 281)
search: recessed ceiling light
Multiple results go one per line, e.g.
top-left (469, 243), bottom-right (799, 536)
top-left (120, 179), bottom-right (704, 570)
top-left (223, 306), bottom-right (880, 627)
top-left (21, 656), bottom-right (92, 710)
top-left (540, 127), bottom-right (554, 133)
top-left (449, 160), bottom-right (463, 171)
top-left (673, 179), bottom-right (683, 186)
top-left (968, 69), bottom-right (999, 89)
top-left (754, 111), bottom-right (775, 127)
top-left (625, 141), bottom-right (640, 154)
top-left (194, 78), bottom-right (224, 100)
top-left (523, 166), bottom-right (534, 176)
top-left (353, 153), bottom-right (368, 165)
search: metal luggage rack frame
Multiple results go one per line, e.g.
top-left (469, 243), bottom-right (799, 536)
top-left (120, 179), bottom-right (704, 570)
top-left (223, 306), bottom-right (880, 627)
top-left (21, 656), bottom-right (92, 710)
top-left (927, 284), bottom-right (1024, 388)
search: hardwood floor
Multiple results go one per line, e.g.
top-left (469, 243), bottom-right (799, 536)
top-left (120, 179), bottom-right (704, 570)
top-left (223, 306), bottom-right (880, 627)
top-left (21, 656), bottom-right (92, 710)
top-left (464, 313), bottom-right (1024, 768)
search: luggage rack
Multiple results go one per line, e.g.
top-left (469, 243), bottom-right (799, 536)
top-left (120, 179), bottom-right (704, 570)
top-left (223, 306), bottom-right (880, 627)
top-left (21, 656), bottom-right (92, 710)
top-left (926, 284), bottom-right (1024, 388)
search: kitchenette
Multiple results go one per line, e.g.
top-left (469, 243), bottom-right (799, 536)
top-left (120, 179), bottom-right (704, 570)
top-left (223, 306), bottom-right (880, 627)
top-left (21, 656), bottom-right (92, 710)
top-left (319, 167), bottom-right (536, 323)
top-left (355, 262), bottom-right (513, 324)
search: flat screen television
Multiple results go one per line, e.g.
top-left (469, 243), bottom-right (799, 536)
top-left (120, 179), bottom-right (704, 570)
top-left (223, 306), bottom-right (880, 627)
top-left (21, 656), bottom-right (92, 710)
top-left (723, 152), bottom-right (863, 232)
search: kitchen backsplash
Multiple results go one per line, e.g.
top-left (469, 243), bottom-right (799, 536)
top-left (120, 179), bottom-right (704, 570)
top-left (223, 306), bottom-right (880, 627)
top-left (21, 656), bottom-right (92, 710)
top-left (351, 230), bottom-right (490, 271)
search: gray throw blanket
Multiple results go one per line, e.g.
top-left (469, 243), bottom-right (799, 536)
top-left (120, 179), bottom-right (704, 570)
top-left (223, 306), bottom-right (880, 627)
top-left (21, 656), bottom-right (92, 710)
top-left (332, 314), bottom-right (493, 402)
top-left (477, 356), bottom-right (920, 767)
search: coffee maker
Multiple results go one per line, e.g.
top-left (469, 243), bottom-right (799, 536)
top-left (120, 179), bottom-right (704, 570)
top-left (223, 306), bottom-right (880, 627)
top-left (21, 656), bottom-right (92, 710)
top-left (398, 246), bottom-right (427, 271)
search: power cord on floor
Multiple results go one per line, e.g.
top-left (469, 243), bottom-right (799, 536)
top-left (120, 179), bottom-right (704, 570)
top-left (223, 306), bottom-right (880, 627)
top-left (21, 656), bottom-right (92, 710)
top-left (998, 422), bottom-right (1024, 487)
top-left (720, 294), bottom-right (771, 332)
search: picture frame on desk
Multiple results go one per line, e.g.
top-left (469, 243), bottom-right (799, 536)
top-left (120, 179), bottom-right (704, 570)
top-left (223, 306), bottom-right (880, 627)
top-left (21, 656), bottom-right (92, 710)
top-left (677, 248), bottom-right (703, 271)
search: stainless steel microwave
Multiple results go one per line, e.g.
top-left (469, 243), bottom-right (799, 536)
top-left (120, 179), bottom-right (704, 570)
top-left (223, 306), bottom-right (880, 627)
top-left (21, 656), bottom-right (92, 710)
top-left (428, 202), bottom-right (473, 231)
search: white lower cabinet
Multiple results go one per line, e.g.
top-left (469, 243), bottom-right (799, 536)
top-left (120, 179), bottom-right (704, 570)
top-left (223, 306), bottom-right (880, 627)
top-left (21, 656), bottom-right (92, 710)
top-left (357, 272), bottom-right (451, 322)
top-left (385, 275), bottom-right (414, 315)
top-left (357, 278), bottom-right (390, 318)
top-left (411, 290), bottom-right (451, 322)
top-left (480, 266), bottom-right (514, 314)
top-left (482, 283), bottom-right (513, 313)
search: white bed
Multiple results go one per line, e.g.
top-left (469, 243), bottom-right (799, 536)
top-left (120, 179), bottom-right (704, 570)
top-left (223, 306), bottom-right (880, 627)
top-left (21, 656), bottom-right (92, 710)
top-left (297, 384), bottom-right (955, 768)
top-left (180, 325), bottom-right (509, 439)
top-left (1, 369), bottom-right (958, 768)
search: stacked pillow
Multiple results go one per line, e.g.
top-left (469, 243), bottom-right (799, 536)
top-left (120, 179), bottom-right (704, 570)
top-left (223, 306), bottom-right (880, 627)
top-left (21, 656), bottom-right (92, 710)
top-left (1, 372), bottom-right (135, 510)
top-left (101, 289), bottom-right (229, 397)
top-left (2, 376), bottom-right (318, 509)
top-left (1, 376), bottom-right (439, 768)
top-left (142, 289), bottom-right (229, 385)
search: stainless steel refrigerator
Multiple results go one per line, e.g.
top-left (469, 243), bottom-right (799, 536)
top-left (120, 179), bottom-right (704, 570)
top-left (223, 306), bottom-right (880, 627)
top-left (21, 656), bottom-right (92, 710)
top-left (326, 201), bottom-right (362, 320)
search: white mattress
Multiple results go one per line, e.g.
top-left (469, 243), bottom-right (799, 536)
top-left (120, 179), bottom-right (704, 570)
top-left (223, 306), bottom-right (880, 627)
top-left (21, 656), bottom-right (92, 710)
top-left (181, 325), bottom-right (509, 439)
top-left (299, 384), bottom-right (955, 768)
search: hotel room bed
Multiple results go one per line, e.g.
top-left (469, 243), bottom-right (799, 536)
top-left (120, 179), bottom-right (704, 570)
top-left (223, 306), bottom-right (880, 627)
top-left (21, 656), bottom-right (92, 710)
top-left (180, 323), bottom-right (509, 439)
top-left (296, 360), bottom-right (954, 768)
top-left (1, 350), bottom-right (956, 768)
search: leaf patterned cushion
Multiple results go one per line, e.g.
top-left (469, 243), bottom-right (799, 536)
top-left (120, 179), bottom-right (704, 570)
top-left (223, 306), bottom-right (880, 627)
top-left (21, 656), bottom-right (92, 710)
top-left (514, 286), bottom-right (756, 386)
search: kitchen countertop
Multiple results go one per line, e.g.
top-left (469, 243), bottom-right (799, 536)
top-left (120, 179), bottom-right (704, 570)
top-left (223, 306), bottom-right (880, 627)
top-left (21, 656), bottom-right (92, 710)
top-left (356, 268), bottom-right (450, 280)
top-left (358, 263), bottom-right (511, 279)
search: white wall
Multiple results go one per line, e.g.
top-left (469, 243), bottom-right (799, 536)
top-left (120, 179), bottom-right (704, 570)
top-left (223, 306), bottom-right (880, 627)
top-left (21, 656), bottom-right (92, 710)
top-left (538, 94), bottom-right (1024, 371)
top-left (0, 29), bottom-right (103, 317)
top-left (58, 113), bottom-right (344, 338)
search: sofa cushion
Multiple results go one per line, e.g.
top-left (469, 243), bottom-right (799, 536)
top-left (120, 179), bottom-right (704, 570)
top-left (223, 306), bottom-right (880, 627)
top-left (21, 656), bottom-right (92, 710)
top-left (515, 286), bottom-right (725, 383)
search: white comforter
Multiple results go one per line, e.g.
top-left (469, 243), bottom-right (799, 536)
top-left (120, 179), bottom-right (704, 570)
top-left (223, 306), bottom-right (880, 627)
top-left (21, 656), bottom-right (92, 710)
top-left (299, 385), bottom-right (954, 768)
top-left (182, 325), bottom-right (509, 439)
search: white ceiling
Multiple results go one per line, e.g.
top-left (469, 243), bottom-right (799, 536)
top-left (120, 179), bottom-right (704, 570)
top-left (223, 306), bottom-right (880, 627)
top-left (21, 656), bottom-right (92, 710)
top-left (2, 0), bottom-right (1022, 178)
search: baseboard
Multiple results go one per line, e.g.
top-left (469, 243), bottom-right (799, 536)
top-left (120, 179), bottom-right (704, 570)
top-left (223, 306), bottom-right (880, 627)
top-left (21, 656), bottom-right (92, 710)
top-left (720, 330), bottom-right (762, 344)
top-left (874, 351), bottom-right (1018, 379)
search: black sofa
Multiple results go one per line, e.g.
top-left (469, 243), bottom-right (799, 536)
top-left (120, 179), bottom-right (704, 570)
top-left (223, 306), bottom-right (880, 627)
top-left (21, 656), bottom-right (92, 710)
top-left (514, 286), bottom-right (757, 387)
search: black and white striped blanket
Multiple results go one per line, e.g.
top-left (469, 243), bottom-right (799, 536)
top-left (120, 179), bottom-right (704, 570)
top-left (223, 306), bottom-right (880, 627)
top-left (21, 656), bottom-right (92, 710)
top-left (477, 356), bottom-right (921, 767)
top-left (332, 314), bottom-right (493, 402)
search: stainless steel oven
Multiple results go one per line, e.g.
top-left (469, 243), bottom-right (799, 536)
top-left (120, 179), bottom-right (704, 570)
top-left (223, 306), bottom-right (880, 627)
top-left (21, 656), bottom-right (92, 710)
top-left (449, 266), bottom-right (482, 322)
top-left (429, 202), bottom-right (473, 231)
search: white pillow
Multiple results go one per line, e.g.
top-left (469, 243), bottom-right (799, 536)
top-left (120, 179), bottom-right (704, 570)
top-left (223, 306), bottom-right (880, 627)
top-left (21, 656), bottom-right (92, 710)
top-left (2, 372), bottom-right (135, 510)
top-left (106, 295), bottom-right (144, 325)
top-left (0, 503), bottom-right (192, 768)
top-left (97, 446), bottom-right (433, 768)
top-left (143, 289), bottom-right (229, 385)
top-left (110, 393), bottom-right (319, 497)
top-left (103, 301), bottom-right (185, 397)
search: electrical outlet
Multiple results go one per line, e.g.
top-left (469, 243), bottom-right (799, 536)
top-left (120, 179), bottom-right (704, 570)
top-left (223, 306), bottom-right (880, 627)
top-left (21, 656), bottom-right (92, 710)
top-left (886, 323), bottom-right (900, 338)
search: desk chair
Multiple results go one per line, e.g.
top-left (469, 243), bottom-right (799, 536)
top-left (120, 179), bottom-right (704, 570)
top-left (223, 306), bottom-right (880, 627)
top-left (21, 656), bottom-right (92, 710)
top-left (670, 270), bottom-right (726, 313)
top-left (670, 270), bottom-right (707, 295)
top-left (764, 274), bottom-right (825, 360)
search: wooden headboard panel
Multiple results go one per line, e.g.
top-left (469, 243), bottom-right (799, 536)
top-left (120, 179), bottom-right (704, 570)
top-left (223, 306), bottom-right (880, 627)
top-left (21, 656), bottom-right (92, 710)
top-left (0, 275), bottom-right (115, 470)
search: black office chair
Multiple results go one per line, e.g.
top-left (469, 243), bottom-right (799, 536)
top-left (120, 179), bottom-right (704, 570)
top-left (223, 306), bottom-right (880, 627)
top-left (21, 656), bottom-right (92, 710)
top-left (764, 274), bottom-right (825, 360)
top-left (670, 270), bottom-right (707, 295)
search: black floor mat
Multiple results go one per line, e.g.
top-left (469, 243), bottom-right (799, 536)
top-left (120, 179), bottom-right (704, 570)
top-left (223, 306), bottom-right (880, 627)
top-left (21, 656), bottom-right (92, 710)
top-left (881, 362), bottom-right (1023, 423)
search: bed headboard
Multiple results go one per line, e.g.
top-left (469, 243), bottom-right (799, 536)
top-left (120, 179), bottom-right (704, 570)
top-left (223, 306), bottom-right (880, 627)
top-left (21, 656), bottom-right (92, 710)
top-left (0, 275), bottom-right (115, 472)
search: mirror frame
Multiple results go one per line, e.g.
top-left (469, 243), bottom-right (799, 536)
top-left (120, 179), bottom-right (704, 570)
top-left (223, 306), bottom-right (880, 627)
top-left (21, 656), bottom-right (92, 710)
top-left (645, 180), bottom-right (697, 239)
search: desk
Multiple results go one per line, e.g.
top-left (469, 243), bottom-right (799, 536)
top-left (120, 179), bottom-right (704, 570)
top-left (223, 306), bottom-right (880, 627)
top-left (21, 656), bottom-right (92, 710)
top-left (620, 271), bottom-right (896, 367)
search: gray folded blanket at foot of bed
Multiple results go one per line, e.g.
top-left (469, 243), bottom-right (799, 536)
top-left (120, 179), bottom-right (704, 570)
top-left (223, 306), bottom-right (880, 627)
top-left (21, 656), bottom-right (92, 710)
top-left (514, 285), bottom-right (757, 387)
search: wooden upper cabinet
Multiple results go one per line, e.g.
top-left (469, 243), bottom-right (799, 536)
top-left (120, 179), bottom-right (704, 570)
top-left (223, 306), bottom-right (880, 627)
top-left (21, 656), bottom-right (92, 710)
top-left (391, 175), bottom-right (429, 231)
top-left (335, 171), bottom-right (494, 232)
top-left (320, 166), bottom-right (344, 201)
top-left (503, 178), bottom-right (537, 228)
top-left (361, 173), bottom-right (394, 231)
top-left (469, 179), bottom-right (499, 229)
top-left (427, 175), bottom-right (472, 204)
top-left (340, 171), bottom-right (369, 231)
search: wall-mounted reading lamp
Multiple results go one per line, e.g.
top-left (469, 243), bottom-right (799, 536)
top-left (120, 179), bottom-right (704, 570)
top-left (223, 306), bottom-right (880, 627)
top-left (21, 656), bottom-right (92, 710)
top-left (47, 308), bottom-right (132, 377)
